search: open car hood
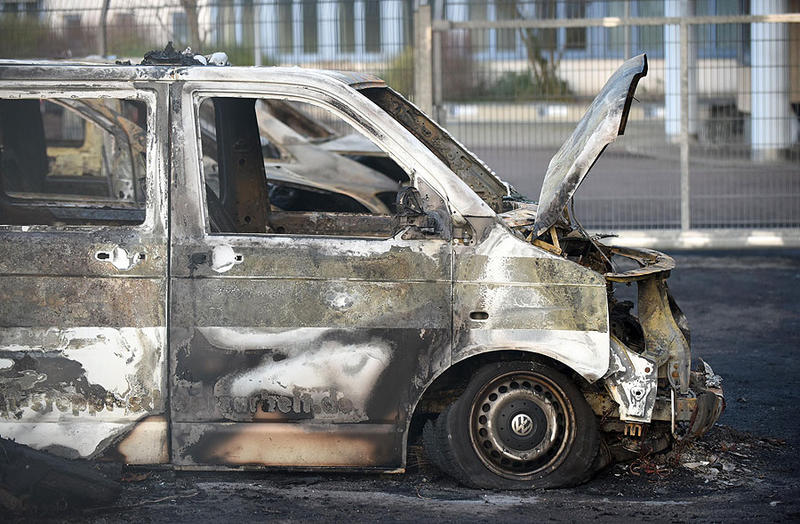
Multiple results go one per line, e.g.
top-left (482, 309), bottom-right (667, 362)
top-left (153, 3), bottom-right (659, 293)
top-left (532, 54), bottom-right (648, 237)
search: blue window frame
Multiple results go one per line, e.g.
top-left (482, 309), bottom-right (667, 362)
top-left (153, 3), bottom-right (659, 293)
top-left (695, 0), bottom-right (747, 59)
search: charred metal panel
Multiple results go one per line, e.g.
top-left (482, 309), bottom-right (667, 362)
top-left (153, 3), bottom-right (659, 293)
top-left (452, 224), bottom-right (610, 381)
top-left (601, 246), bottom-right (691, 395)
top-left (268, 212), bottom-right (395, 237)
top-left (0, 86), bottom-right (169, 461)
top-left (603, 336), bottom-right (657, 423)
top-left (169, 79), bottom-right (453, 469)
top-left (638, 277), bottom-right (691, 393)
top-left (168, 237), bottom-right (452, 468)
top-left (173, 422), bottom-right (398, 468)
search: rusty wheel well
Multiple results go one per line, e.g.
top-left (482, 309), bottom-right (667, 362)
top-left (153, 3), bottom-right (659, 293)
top-left (406, 350), bottom-right (590, 446)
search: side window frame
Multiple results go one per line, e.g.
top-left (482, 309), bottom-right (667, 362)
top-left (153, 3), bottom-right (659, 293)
top-left (0, 88), bottom-right (158, 232)
top-left (191, 86), bottom-right (452, 241)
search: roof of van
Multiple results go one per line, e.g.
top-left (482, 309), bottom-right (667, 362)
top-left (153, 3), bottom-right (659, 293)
top-left (0, 59), bottom-right (387, 90)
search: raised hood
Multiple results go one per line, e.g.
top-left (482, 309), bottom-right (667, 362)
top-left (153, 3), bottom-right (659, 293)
top-left (532, 54), bottom-right (648, 237)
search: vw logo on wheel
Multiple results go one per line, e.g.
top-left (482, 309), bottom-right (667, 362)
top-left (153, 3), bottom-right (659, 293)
top-left (510, 413), bottom-right (533, 436)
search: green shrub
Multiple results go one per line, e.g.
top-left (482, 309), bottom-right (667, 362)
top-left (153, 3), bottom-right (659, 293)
top-left (485, 69), bottom-right (573, 102)
top-left (0, 15), bottom-right (70, 58)
top-left (381, 46), bottom-right (414, 97)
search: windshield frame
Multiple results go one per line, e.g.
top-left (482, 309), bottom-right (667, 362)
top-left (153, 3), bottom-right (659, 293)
top-left (358, 87), bottom-right (516, 214)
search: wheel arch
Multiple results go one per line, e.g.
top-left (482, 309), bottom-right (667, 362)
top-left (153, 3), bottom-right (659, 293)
top-left (405, 349), bottom-right (596, 457)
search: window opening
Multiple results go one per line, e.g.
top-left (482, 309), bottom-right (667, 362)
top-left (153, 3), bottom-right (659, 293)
top-left (198, 96), bottom-right (422, 238)
top-left (0, 97), bottom-right (147, 226)
top-left (278, 0), bottom-right (294, 53)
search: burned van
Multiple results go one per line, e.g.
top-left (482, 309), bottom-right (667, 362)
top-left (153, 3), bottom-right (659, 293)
top-left (0, 52), bottom-right (722, 491)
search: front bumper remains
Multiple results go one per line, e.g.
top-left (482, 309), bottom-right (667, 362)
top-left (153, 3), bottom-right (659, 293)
top-left (602, 247), bottom-right (724, 438)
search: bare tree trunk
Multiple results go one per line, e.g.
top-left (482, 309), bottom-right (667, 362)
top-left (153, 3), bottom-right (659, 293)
top-left (514, 2), bottom-right (564, 96)
top-left (181, 0), bottom-right (202, 49)
top-left (99, 0), bottom-right (110, 56)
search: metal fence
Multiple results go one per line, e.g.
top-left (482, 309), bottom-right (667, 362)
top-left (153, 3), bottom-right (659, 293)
top-left (1, 0), bottom-right (799, 248)
top-left (417, 1), bottom-right (800, 248)
top-left (0, 1), bottom-right (417, 89)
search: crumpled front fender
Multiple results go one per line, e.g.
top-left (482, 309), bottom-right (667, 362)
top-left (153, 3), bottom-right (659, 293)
top-left (679, 362), bottom-right (725, 438)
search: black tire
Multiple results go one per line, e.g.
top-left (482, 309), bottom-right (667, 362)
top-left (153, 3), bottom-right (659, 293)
top-left (425, 360), bottom-right (599, 489)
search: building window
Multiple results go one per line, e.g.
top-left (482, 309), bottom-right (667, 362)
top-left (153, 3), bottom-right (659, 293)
top-left (565, 0), bottom-right (587, 50)
top-left (534, 0), bottom-right (557, 52)
top-left (696, 0), bottom-right (744, 58)
top-left (606, 0), bottom-right (627, 56)
top-left (402, 0), bottom-right (414, 47)
top-left (364, 0), bottom-right (381, 53)
top-left (25, 1), bottom-right (42, 16)
top-left (496, 0), bottom-right (516, 52)
top-left (302, 0), bottom-right (318, 54)
top-left (469, 0), bottom-right (489, 52)
top-left (603, 0), bottom-right (665, 58)
top-left (173, 11), bottom-right (188, 46)
top-left (339, 0), bottom-right (355, 53)
top-left (216, 0), bottom-right (235, 45)
top-left (636, 0), bottom-right (663, 55)
top-left (278, 0), bottom-right (294, 53)
top-left (503, 0), bottom-right (557, 54)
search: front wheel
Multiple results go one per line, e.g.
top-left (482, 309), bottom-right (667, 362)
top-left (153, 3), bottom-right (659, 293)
top-left (424, 360), bottom-right (599, 489)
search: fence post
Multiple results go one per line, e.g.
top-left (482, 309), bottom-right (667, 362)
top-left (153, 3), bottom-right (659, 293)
top-left (414, 4), bottom-right (433, 116)
top-left (99, 0), bottom-right (110, 56)
top-left (253, 4), bottom-right (262, 66)
top-left (751, 0), bottom-right (790, 161)
top-left (432, 16), bottom-right (443, 123)
top-left (680, 19), bottom-right (691, 231)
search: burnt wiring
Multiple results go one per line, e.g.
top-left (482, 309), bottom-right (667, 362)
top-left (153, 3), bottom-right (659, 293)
top-left (569, 197), bottom-right (617, 273)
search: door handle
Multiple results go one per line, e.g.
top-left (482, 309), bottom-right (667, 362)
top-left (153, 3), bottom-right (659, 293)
top-left (95, 246), bottom-right (145, 271)
top-left (188, 245), bottom-right (243, 273)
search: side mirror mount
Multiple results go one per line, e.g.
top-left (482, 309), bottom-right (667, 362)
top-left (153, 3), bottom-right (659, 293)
top-left (395, 186), bottom-right (441, 237)
top-left (396, 186), bottom-right (425, 216)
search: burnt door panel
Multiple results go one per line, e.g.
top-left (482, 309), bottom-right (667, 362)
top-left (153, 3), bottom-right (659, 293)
top-left (169, 86), bottom-right (452, 469)
top-left (169, 236), bottom-right (451, 468)
top-left (0, 89), bottom-right (169, 462)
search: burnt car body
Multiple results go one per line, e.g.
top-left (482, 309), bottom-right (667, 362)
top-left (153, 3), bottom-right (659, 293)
top-left (0, 53), bottom-right (722, 489)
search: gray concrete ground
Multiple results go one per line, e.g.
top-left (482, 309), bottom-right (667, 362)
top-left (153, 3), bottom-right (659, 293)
top-left (38, 249), bottom-right (800, 523)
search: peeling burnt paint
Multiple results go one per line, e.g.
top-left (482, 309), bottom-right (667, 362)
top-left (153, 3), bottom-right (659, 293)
top-left (603, 336), bottom-right (657, 423)
top-left (452, 224), bottom-right (610, 381)
top-left (0, 326), bottom-right (166, 458)
top-left (0, 80), bottom-right (169, 461)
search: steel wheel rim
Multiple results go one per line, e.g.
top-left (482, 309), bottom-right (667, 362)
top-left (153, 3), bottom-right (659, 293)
top-left (468, 370), bottom-right (575, 479)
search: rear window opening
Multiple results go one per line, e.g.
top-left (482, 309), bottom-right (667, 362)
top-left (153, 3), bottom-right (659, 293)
top-left (0, 97), bottom-right (148, 227)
